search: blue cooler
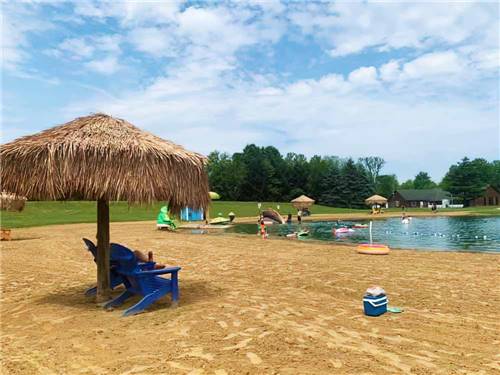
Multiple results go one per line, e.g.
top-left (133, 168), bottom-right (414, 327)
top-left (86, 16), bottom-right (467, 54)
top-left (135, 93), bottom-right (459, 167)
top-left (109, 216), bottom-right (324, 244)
top-left (363, 294), bottom-right (388, 316)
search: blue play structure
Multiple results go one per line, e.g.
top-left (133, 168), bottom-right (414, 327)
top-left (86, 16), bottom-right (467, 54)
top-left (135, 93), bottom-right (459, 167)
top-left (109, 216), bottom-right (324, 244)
top-left (104, 243), bottom-right (181, 316)
top-left (180, 207), bottom-right (204, 221)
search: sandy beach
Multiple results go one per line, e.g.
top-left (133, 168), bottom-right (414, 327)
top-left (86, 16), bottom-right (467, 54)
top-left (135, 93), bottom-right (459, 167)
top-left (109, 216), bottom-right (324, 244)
top-left (1, 222), bottom-right (499, 375)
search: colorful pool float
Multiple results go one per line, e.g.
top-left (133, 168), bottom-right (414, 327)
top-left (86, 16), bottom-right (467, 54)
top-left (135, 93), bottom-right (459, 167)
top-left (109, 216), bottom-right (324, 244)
top-left (352, 223), bottom-right (368, 228)
top-left (333, 227), bottom-right (355, 235)
top-left (356, 243), bottom-right (390, 255)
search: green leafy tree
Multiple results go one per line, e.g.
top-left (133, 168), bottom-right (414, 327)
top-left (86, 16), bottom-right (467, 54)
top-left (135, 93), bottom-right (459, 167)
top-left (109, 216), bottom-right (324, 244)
top-left (376, 174), bottom-right (399, 198)
top-left (359, 156), bottom-right (385, 185)
top-left (441, 158), bottom-right (488, 205)
top-left (319, 163), bottom-right (343, 206)
top-left (413, 172), bottom-right (436, 189)
top-left (207, 151), bottom-right (247, 200)
top-left (238, 145), bottom-right (268, 201)
top-left (283, 152), bottom-right (310, 200)
top-left (399, 179), bottom-right (414, 189)
top-left (335, 159), bottom-right (374, 208)
top-left (490, 160), bottom-right (500, 190)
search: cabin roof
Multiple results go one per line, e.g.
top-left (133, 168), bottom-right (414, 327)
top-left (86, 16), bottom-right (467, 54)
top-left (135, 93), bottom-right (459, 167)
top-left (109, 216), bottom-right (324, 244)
top-left (395, 189), bottom-right (451, 201)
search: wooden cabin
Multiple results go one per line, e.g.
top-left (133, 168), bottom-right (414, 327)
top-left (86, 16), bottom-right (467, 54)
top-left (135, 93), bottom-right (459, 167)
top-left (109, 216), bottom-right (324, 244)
top-left (388, 189), bottom-right (451, 208)
top-left (468, 185), bottom-right (500, 206)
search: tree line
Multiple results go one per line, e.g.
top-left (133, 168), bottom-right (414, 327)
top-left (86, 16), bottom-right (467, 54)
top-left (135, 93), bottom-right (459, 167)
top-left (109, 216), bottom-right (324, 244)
top-left (207, 145), bottom-right (500, 207)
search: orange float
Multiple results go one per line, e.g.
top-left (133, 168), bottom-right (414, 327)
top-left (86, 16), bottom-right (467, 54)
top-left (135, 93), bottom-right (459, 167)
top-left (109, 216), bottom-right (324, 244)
top-left (356, 243), bottom-right (390, 255)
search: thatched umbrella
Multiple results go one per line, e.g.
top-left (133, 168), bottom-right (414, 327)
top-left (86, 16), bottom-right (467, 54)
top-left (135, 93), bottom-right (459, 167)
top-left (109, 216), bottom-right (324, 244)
top-left (365, 194), bottom-right (388, 205)
top-left (1, 113), bottom-right (209, 301)
top-left (0, 192), bottom-right (27, 212)
top-left (291, 195), bottom-right (315, 210)
top-left (209, 191), bottom-right (220, 200)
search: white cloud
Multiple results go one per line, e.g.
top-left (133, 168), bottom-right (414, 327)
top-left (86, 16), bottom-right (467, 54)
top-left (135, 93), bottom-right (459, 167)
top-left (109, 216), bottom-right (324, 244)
top-left (55, 34), bottom-right (122, 60)
top-left (245, 0), bottom-right (285, 15)
top-left (348, 66), bottom-right (378, 85)
top-left (379, 60), bottom-right (401, 82)
top-left (127, 27), bottom-right (175, 57)
top-left (73, 0), bottom-right (182, 25)
top-left (287, 81), bottom-right (314, 96)
top-left (290, 1), bottom-right (497, 60)
top-left (60, 62), bottom-right (498, 180)
top-left (177, 7), bottom-right (258, 56)
top-left (471, 49), bottom-right (500, 71)
top-left (58, 38), bottom-right (95, 59)
top-left (85, 56), bottom-right (120, 75)
top-left (402, 51), bottom-right (465, 79)
top-left (93, 35), bottom-right (122, 53)
top-left (3, 1), bottom-right (498, 181)
top-left (1, 2), bottom-right (53, 72)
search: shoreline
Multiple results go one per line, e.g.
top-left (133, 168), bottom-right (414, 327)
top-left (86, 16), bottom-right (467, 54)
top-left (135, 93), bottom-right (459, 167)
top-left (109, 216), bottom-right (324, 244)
top-left (233, 209), bottom-right (498, 224)
top-left (219, 231), bottom-right (500, 255)
top-left (1, 207), bottom-right (498, 230)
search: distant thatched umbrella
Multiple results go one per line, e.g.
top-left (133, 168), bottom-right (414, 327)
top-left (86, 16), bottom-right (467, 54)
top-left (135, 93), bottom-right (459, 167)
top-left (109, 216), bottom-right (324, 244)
top-left (291, 195), bottom-right (315, 210)
top-left (0, 192), bottom-right (27, 212)
top-left (1, 113), bottom-right (209, 300)
top-left (365, 195), bottom-right (388, 205)
top-left (209, 191), bottom-right (220, 200)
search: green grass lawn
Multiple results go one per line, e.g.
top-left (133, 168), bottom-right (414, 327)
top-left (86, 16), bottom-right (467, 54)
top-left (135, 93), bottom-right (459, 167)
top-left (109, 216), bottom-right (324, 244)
top-left (0, 201), bottom-right (365, 228)
top-left (1, 201), bottom-right (498, 229)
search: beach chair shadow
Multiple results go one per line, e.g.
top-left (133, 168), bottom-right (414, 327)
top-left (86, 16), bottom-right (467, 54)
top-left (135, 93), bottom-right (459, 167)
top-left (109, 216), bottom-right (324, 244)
top-left (103, 243), bottom-right (181, 317)
top-left (38, 279), bottom-right (215, 312)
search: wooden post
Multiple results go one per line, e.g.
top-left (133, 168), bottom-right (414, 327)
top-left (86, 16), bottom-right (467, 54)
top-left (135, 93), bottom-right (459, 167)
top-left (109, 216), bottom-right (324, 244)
top-left (96, 199), bottom-right (111, 302)
top-left (205, 207), bottom-right (210, 224)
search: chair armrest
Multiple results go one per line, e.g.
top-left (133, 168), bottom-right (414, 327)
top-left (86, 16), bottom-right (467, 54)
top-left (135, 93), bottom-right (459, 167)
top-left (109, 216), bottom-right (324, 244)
top-left (136, 266), bottom-right (181, 276)
top-left (138, 261), bottom-right (156, 270)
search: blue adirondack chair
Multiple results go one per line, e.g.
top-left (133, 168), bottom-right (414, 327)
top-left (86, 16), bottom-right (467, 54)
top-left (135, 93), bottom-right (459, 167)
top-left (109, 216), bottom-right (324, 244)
top-left (82, 238), bottom-right (157, 296)
top-left (104, 243), bottom-right (181, 316)
top-left (82, 238), bottom-right (125, 296)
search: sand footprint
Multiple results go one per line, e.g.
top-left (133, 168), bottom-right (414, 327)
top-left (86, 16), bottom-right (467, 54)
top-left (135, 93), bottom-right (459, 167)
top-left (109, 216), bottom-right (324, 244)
top-left (329, 359), bottom-right (342, 368)
top-left (217, 321), bottom-right (228, 329)
top-left (223, 338), bottom-right (253, 351)
top-left (246, 352), bottom-right (262, 365)
top-left (178, 347), bottom-right (214, 361)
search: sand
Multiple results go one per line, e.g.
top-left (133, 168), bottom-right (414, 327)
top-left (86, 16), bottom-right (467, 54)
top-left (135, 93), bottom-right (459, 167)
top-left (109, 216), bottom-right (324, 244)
top-left (1, 222), bottom-right (499, 375)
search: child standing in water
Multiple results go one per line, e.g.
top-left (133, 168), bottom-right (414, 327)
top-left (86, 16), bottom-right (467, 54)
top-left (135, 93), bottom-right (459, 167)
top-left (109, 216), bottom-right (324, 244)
top-left (259, 219), bottom-right (268, 239)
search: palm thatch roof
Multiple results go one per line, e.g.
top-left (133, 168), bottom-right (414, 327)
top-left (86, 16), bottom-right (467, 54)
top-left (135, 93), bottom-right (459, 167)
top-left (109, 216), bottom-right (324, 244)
top-left (365, 194), bottom-right (388, 205)
top-left (0, 192), bottom-right (27, 212)
top-left (291, 194), bottom-right (315, 209)
top-left (0, 113), bottom-right (209, 213)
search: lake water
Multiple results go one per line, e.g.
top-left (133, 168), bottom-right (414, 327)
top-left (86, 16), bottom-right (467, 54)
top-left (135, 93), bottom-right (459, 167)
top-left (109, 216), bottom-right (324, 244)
top-left (228, 216), bottom-right (500, 252)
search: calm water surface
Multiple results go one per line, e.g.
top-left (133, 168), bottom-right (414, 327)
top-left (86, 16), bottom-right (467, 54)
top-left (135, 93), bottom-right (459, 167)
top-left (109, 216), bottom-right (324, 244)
top-left (228, 216), bottom-right (500, 252)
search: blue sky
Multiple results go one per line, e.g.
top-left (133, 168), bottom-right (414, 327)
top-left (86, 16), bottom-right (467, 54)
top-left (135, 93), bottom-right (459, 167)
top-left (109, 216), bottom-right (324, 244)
top-left (2, 1), bottom-right (499, 181)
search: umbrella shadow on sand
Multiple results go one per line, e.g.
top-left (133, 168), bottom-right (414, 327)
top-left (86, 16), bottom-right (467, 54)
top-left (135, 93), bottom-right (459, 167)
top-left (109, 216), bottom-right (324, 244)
top-left (37, 280), bottom-right (221, 313)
